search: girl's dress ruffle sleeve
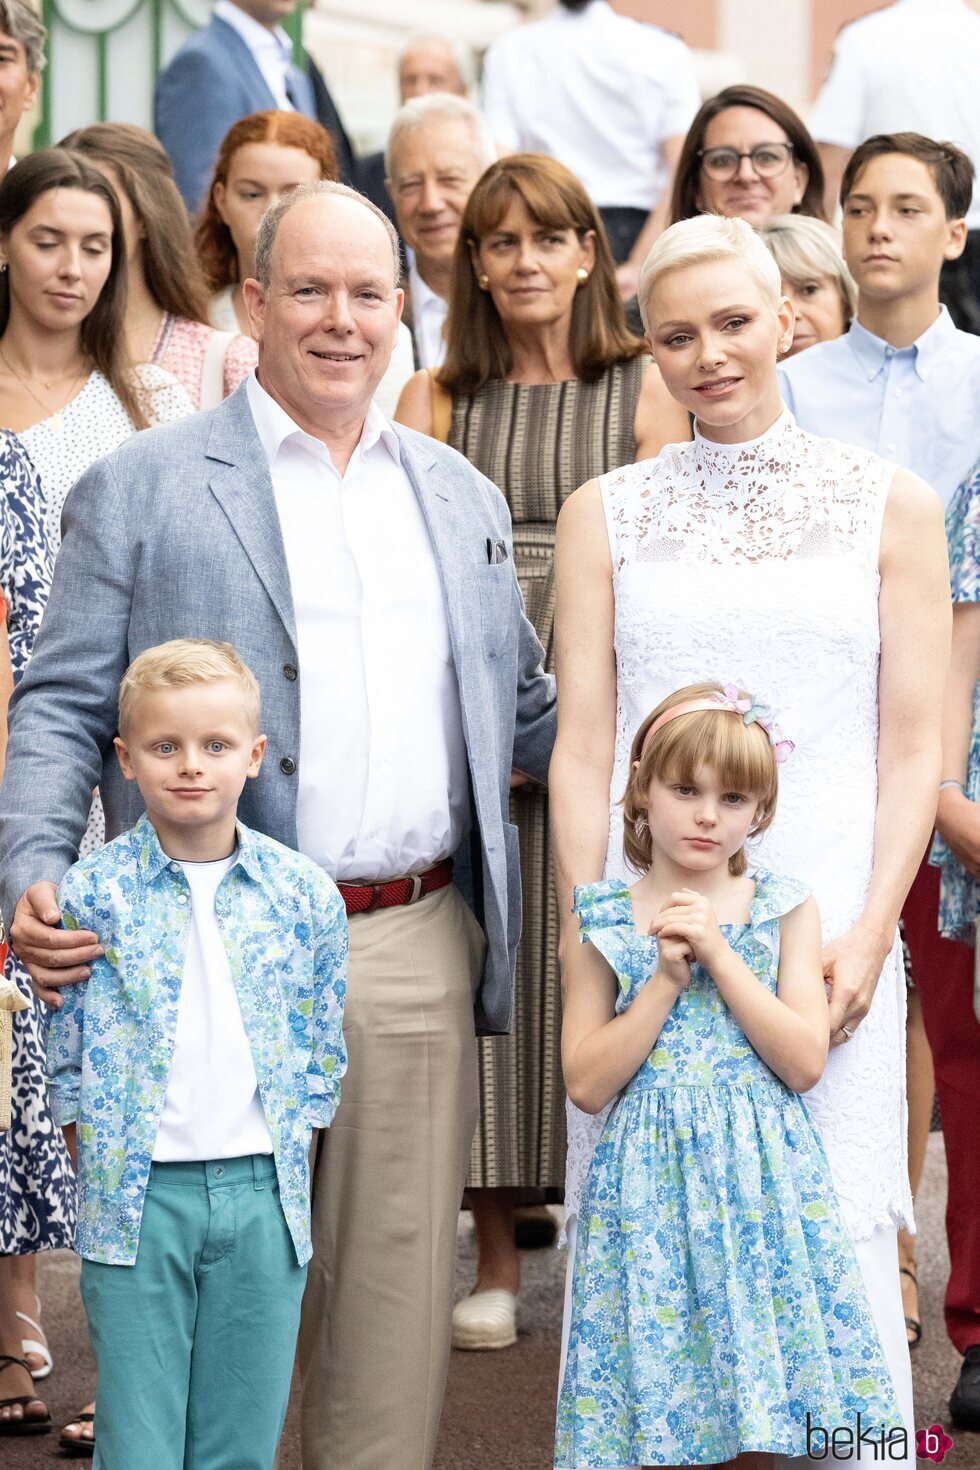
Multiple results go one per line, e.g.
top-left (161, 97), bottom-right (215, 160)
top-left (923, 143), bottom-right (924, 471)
top-left (745, 868), bottom-right (812, 969)
top-left (572, 879), bottom-right (635, 980)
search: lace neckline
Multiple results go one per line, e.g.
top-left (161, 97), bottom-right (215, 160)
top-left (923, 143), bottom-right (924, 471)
top-left (692, 406), bottom-right (798, 473)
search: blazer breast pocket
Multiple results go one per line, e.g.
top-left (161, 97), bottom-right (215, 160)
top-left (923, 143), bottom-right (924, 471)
top-left (479, 562), bottom-right (516, 660)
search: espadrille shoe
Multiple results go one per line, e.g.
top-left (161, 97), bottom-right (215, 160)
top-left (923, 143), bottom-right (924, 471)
top-left (451, 1289), bottom-right (517, 1350)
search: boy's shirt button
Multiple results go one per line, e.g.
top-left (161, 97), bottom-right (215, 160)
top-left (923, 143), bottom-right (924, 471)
top-left (177, 895), bottom-right (188, 905)
top-left (169, 863), bottom-right (180, 873)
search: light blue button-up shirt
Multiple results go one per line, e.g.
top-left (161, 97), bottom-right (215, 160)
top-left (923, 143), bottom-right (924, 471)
top-left (778, 308), bottom-right (980, 507)
top-left (46, 813), bottom-right (348, 1267)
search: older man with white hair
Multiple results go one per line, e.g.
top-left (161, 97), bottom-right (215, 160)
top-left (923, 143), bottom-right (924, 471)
top-left (0, 181), bottom-right (555, 1469)
top-left (386, 93), bottom-right (495, 369)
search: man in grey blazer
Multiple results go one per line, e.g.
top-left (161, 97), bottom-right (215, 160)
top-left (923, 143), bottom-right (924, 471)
top-left (0, 182), bottom-right (555, 1470)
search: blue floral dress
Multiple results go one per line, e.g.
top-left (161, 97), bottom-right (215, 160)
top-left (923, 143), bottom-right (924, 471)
top-left (555, 869), bottom-right (902, 1468)
top-left (930, 457), bottom-right (980, 944)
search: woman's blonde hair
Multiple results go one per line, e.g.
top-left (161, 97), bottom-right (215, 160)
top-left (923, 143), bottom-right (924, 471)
top-left (118, 639), bottom-right (260, 737)
top-left (622, 682), bottom-right (779, 877)
top-left (759, 213), bottom-right (857, 327)
top-left (638, 214), bottom-right (783, 333)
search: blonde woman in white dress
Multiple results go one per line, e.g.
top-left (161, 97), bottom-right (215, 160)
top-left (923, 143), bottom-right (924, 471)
top-left (552, 216), bottom-right (949, 1466)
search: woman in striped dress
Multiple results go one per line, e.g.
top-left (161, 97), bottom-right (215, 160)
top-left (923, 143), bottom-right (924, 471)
top-left (396, 154), bottom-right (689, 1348)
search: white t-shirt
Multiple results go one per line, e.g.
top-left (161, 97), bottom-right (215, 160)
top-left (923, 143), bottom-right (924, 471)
top-left (482, 0), bottom-right (699, 211)
top-left (809, 0), bottom-right (980, 231)
top-left (153, 851), bottom-right (274, 1161)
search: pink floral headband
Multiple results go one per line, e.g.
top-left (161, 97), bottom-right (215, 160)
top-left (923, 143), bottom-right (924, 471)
top-left (640, 684), bottom-right (795, 764)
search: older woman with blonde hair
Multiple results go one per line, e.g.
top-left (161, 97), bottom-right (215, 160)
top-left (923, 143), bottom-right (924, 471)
top-left (760, 213), bottom-right (857, 357)
top-left (552, 212), bottom-right (949, 1461)
top-left (398, 153), bottom-right (688, 1351)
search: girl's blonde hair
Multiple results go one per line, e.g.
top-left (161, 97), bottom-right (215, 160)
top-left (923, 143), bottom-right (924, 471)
top-left (118, 639), bottom-right (260, 737)
top-left (622, 682), bottom-right (779, 877)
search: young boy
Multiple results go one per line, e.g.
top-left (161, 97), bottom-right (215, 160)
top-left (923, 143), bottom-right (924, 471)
top-left (779, 130), bottom-right (980, 506)
top-left (46, 639), bottom-right (348, 1469)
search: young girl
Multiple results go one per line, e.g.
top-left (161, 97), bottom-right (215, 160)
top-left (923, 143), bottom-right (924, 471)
top-left (555, 682), bottom-right (902, 1469)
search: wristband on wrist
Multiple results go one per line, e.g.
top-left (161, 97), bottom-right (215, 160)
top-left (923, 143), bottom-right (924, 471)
top-left (939, 779), bottom-right (967, 795)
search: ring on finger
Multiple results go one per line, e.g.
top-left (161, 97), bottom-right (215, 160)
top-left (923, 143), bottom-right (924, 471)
top-left (839, 1023), bottom-right (854, 1041)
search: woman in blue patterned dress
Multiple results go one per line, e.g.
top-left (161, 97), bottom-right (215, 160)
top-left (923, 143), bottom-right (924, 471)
top-left (556, 682), bottom-right (901, 1468)
top-left (0, 430), bottom-right (59, 1437)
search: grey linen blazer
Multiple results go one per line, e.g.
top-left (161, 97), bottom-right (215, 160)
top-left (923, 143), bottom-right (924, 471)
top-left (0, 385), bottom-right (556, 1035)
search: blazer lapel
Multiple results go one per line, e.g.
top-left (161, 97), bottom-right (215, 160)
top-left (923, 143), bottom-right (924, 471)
top-left (212, 17), bottom-right (278, 109)
top-left (206, 389), bottom-right (297, 648)
top-left (395, 427), bottom-right (468, 666)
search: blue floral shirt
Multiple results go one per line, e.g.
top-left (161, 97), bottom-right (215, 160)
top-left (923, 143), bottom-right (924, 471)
top-left (46, 813), bottom-right (348, 1267)
top-left (931, 456), bottom-right (980, 944)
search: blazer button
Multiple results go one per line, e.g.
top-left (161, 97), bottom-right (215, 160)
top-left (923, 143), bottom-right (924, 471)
top-left (283, 663), bottom-right (297, 681)
top-left (280, 756), bottom-right (296, 775)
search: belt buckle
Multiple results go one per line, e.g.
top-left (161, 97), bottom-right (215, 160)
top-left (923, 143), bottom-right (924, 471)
top-left (405, 874), bottom-right (423, 905)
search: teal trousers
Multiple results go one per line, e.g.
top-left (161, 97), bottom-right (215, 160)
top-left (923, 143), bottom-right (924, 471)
top-left (80, 1154), bottom-right (307, 1470)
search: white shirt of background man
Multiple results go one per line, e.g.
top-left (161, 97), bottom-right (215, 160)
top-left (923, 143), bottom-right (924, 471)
top-left (214, 0), bottom-right (296, 112)
top-left (408, 260), bottom-right (450, 371)
top-left (809, 0), bottom-right (980, 231)
top-left (153, 851), bottom-right (274, 1162)
top-left (481, 0), bottom-right (700, 212)
top-left (246, 371), bottom-right (470, 883)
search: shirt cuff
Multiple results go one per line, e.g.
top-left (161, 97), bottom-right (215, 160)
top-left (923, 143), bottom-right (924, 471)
top-left (47, 1086), bottom-right (80, 1127)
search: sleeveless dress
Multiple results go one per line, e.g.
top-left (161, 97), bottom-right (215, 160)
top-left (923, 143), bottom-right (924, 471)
top-left (555, 871), bottom-right (902, 1468)
top-left (450, 358), bottom-right (646, 1189)
top-left (564, 409), bottom-right (910, 1247)
top-left (1, 368), bottom-right (192, 1253)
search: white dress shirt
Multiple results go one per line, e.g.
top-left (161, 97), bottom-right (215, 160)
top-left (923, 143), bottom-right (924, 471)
top-left (809, 0), bottom-right (980, 231)
top-left (153, 852), bottom-right (274, 1162)
top-left (778, 307), bottom-right (980, 507)
top-left (481, 0), bottom-right (699, 211)
top-left (246, 372), bottom-right (469, 881)
top-left (407, 262), bottom-right (449, 371)
top-left (214, 0), bottom-right (295, 112)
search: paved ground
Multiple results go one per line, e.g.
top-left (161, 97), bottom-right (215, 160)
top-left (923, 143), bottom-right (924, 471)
top-left (6, 1133), bottom-right (978, 1468)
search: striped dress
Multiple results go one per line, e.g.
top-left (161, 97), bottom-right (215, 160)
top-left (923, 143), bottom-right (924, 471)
top-left (450, 356), bottom-right (646, 1189)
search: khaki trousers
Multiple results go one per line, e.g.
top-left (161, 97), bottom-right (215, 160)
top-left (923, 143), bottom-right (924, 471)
top-left (297, 884), bottom-right (485, 1470)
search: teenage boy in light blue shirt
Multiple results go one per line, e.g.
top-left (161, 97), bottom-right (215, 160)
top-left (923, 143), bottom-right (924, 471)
top-left (46, 638), bottom-right (348, 1470)
top-left (779, 131), bottom-right (980, 507)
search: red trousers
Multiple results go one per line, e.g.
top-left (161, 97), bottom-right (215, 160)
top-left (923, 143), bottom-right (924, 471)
top-left (903, 858), bottom-right (980, 1353)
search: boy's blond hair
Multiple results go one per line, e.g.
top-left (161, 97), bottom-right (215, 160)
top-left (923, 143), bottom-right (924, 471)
top-left (118, 639), bottom-right (261, 737)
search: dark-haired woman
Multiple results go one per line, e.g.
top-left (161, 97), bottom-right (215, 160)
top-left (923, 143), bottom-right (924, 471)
top-left (670, 83), bottom-right (827, 228)
top-left (61, 125), bottom-right (254, 410)
top-left (396, 154), bottom-right (688, 1349)
top-left (0, 153), bottom-right (190, 1448)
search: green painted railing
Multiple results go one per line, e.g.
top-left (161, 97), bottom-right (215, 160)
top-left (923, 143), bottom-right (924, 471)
top-left (34, 1), bottom-right (306, 148)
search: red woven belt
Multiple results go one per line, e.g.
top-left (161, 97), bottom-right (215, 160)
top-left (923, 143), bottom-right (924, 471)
top-left (338, 857), bottom-right (453, 916)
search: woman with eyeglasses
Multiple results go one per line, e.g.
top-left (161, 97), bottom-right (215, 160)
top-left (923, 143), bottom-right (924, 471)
top-left (670, 84), bottom-right (827, 229)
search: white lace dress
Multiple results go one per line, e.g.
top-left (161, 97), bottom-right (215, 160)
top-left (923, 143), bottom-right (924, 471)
top-left (564, 408), bottom-right (911, 1246)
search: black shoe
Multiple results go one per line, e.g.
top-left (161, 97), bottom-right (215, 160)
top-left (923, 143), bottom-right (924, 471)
top-left (950, 1345), bottom-right (980, 1430)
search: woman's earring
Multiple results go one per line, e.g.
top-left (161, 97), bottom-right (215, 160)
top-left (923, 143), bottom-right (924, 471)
top-left (576, 267), bottom-right (589, 285)
top-left (477, 273), bottom-right (490, 291)
top-left (633, 813), bottom-right (648, 838)
top-left (0, 262), bottom-right (7, 273)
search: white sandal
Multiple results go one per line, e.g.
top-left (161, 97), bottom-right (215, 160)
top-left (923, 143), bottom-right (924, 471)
top-left (16, 1302), bottom-right (52, 1382)
top-left (451, 1289), bottom-right (517, 1351)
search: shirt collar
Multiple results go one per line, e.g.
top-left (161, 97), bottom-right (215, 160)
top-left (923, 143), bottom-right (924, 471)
top-left (408, 259), bottom-right (448, 320)
top-left (847, 306), bottom-right (958, 383)
top-left (130, 811), bottom-right (266, 888)
top-left (246, 369), bottom-right (401, 472)
top-left (214, 0), bottom-right (290, 57)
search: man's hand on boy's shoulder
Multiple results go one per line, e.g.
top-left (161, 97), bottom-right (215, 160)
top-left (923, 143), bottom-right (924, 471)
top-left (10, 879), bottom-right (103, 1009)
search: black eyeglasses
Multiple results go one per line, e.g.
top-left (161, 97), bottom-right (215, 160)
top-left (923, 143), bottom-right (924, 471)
top-left (698, 142), bottom-right (795, 182)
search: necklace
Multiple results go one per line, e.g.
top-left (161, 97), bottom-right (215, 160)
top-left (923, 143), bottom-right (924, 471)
top-left (0, 346), bottom-right (88, 433)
